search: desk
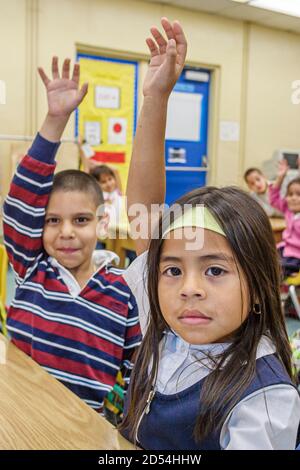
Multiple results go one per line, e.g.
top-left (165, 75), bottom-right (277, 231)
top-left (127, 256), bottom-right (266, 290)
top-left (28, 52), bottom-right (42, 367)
top-left (0, 335), bottom-right (136, 450)
top-left (269, 217), bottom-right (286, 244)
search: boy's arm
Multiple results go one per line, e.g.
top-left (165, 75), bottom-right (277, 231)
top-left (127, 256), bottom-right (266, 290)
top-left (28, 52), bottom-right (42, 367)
top-left (120, 294), bottom-right (142, 390)
top-left (3, 57), bottom-right (88, 281)
top-left (126, 18), bottom-right (187, 255)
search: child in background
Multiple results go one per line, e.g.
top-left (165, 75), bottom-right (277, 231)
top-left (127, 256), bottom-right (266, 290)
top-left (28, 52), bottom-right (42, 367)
top-left (3, 57), bottom-right (140, 417)
top-left (269, 159), bottom-right (300, 277)
top-left (244, 167), bottom-right (283, 218)
top-left (90, 165), bottom-right (123, 225)
top-left (120, 18), bottom-right (300, 449)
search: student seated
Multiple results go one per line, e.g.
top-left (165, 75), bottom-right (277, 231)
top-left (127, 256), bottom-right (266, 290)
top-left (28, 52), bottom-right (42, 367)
top-left (3, 57), bottom-right (141, 417)
top-left (244, 167), bottom-right (283, 218)
top-left (119, 18), bottom-right (300, 450)
top-left (269, 159), bottom-right (300, 277)
top-left (90, 165), bottom-right (123, 225)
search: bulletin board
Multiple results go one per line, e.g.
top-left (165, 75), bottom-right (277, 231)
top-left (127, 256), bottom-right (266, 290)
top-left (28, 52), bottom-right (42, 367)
top-left (76, 53), bottom-right (138, 192)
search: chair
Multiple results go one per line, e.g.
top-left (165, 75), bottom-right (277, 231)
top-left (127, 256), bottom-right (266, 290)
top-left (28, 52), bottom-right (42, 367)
top-left (285, 272), bottom-right (300, 320)
top-left (0, 245), bottom-right (8, 335)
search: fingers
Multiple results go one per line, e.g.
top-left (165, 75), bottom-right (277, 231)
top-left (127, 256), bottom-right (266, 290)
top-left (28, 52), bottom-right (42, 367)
top-left (150, 26), bottom-right (168, 55)
top-left (161, 17), bottom-right (175, 40)
top-left (52, 56), bottom-right (60, 79)
top-left (150, 17), bottom-right (187, 65)
top-left (146, 37), bottom-right (159, 58)
top-left (72, 63), bottom-right (80, 84)
top-left (164, 38), bottom-right (177, 74)
top-left (62, 58), bottom-right (71, 79)
top-left (172, 20), bottom-right (187, 66)
top-left (37, 67), bottom-right (50, 87)
top-left (78, 82), bottom-right (89, 101)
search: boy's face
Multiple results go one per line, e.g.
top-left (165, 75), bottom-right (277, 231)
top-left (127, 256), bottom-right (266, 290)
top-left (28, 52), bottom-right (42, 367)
top-left (99, 173), bottom-right (117, 193)
top-left (286, 182), bottom-right (300, 213)
top-left (246, 171), bottom-right (267, 194)
top-left (158, 228), bottom-right (249, 345)
top-left (43, 190), bottom-right (98, 275)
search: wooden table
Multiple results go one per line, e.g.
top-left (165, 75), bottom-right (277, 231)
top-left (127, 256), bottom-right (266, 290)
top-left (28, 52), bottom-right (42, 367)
top-left (0, 335), bottom-right (136, 450)
top-left (269, 217), bottom-right (286, 244)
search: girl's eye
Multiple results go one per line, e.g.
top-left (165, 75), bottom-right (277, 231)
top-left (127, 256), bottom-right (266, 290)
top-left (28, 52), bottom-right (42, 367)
top-left (163, 266), bottom-right (182, 277)
top-left (206, 267), bottom-right (225, 277)
top-left (75, 217), bottom-right (89, 224)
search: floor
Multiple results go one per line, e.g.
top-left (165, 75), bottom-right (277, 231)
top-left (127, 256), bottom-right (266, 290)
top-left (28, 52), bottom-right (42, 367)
top-left (5, 266), bottom-right (300, 336)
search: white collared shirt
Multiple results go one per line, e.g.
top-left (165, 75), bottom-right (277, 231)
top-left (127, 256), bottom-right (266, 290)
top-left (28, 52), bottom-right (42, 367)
top-left (49, 250), bottom-right (119, 298)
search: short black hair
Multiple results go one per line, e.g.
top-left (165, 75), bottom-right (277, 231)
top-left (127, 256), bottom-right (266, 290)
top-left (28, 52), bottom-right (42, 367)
top-left (243, 167), bottom-right (263, 183)
top-left (90, 165), bottom-right (115, 182)
top-left (52, 169), bottom-right (104, 207)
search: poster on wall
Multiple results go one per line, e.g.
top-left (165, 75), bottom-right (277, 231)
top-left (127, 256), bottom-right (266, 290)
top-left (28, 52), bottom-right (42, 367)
top-left (166, 92), bottom-right (202, 142)
top-left (84, 121), bottom-right (101, 146)
top-left (77, 55), bottom-right (137, 192)
top-left (108, 117), bottom-right (127, 145)
top-left (95, 85), bottom-right (120, 109)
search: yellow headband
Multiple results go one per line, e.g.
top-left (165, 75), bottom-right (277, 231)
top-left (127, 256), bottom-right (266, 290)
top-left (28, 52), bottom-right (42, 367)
top-left (162, 206), bottom-right (226, 238)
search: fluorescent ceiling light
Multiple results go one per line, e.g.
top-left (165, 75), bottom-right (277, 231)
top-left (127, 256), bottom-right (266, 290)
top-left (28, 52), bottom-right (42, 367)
top-left (247, 0), bottom-right (300, 18)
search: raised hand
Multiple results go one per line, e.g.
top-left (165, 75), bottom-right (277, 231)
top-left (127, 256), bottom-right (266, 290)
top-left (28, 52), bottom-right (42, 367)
top-left (278, 159), bottom-right (289, 178)
top-left (38, 57), bottom-right (88, 118)
top-left (143, 17), bottom-right (187, 98)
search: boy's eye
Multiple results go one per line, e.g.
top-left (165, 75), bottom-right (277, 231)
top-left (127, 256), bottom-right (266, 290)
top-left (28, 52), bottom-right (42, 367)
top-left (206, 266), bottom-right (225, 277)
top-left (163, 266), bottom-right (182, 277)
top-left (45, 217), bottom-right (59, 225)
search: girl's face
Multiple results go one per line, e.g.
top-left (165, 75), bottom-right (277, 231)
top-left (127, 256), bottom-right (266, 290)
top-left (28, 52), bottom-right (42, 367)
top-left (99, 173), bottom-right (117, 193)
top-left (286, 182), bottom-right (300, 213)
top-left (246, 171), bottom-right (267, 194)
top-left (158, 228), bottom-right (250, 345)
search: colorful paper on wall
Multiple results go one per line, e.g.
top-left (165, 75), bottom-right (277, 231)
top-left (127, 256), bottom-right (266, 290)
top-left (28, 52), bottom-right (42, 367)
top-left (108, 118), bottom-right (127, 145)
top-left (84, 121), bottom-right (101, 146)
top-left (78, 57), bottom-right (136, 191)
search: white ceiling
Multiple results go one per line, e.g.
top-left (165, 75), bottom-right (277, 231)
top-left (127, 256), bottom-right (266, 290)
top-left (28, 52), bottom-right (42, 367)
top-left (144, 0), bottom-right (300, 33)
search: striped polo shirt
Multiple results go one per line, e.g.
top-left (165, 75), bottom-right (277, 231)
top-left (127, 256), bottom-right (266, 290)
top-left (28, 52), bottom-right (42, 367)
top-left (3, 133), bottom-right (141, 410)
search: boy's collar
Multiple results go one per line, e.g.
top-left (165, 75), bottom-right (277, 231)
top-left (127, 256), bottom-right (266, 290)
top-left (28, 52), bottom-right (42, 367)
top-left (49, 250), bottom-right (120, 273)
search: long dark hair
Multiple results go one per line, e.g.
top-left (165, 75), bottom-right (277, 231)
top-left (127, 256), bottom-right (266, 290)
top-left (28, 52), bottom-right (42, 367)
top-left (121, 186), bottom-right (294, 443)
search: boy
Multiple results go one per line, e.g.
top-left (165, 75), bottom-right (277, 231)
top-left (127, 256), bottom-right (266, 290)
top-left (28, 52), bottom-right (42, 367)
top-left (244, 167), bottom-right (283, 217)
top-left (3, 57), bottom-right (140, 415)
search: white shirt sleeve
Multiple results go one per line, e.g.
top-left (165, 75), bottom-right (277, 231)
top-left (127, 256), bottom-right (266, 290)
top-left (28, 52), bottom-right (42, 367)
top-left (220, 384), bottom-right (300, 450)
top-left (123, 251), bottom-right (149, 336)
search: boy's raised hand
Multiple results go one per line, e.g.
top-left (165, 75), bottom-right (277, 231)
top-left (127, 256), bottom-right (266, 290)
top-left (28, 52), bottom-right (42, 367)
top-left (38, 57), bottom-right (88, 118)
top-left (143, 17), bottom-right (187, 98)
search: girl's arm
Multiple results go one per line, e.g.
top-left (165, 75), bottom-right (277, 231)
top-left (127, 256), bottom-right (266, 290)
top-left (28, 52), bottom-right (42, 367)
top-left (273, 159), bottom-right (289, 190)
top-left (269, 159), bottom-right (289, 213)
top-left (126, 18), bottom-right (187, 255)
top-left (111, 166), bottom-right (122, 194)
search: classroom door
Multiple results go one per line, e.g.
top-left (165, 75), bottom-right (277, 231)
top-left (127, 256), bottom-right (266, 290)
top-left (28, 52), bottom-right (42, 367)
top-left (165, 68), bottom-right (210, 205)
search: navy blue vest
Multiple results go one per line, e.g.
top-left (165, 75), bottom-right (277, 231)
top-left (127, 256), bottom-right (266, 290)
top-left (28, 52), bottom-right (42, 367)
top-left (122, 354), bottom-right (299, 450)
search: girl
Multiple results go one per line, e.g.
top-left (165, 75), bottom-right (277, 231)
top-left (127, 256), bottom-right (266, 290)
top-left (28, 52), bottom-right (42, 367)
top-left (120, 18), bottom-right (300, 449)
top-left (269, 159), bottom-right (300, 277)
top-left (243, 167), bottom-right (283, 218)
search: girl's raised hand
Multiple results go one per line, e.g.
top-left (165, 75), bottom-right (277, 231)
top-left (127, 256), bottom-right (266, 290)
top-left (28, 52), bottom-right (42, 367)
top-left (278, 159), bottom-right (289, 178)
top-left (143, 18), bottom-right (187, 98)
top-left (38, 57), bottom-right (88, 118)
